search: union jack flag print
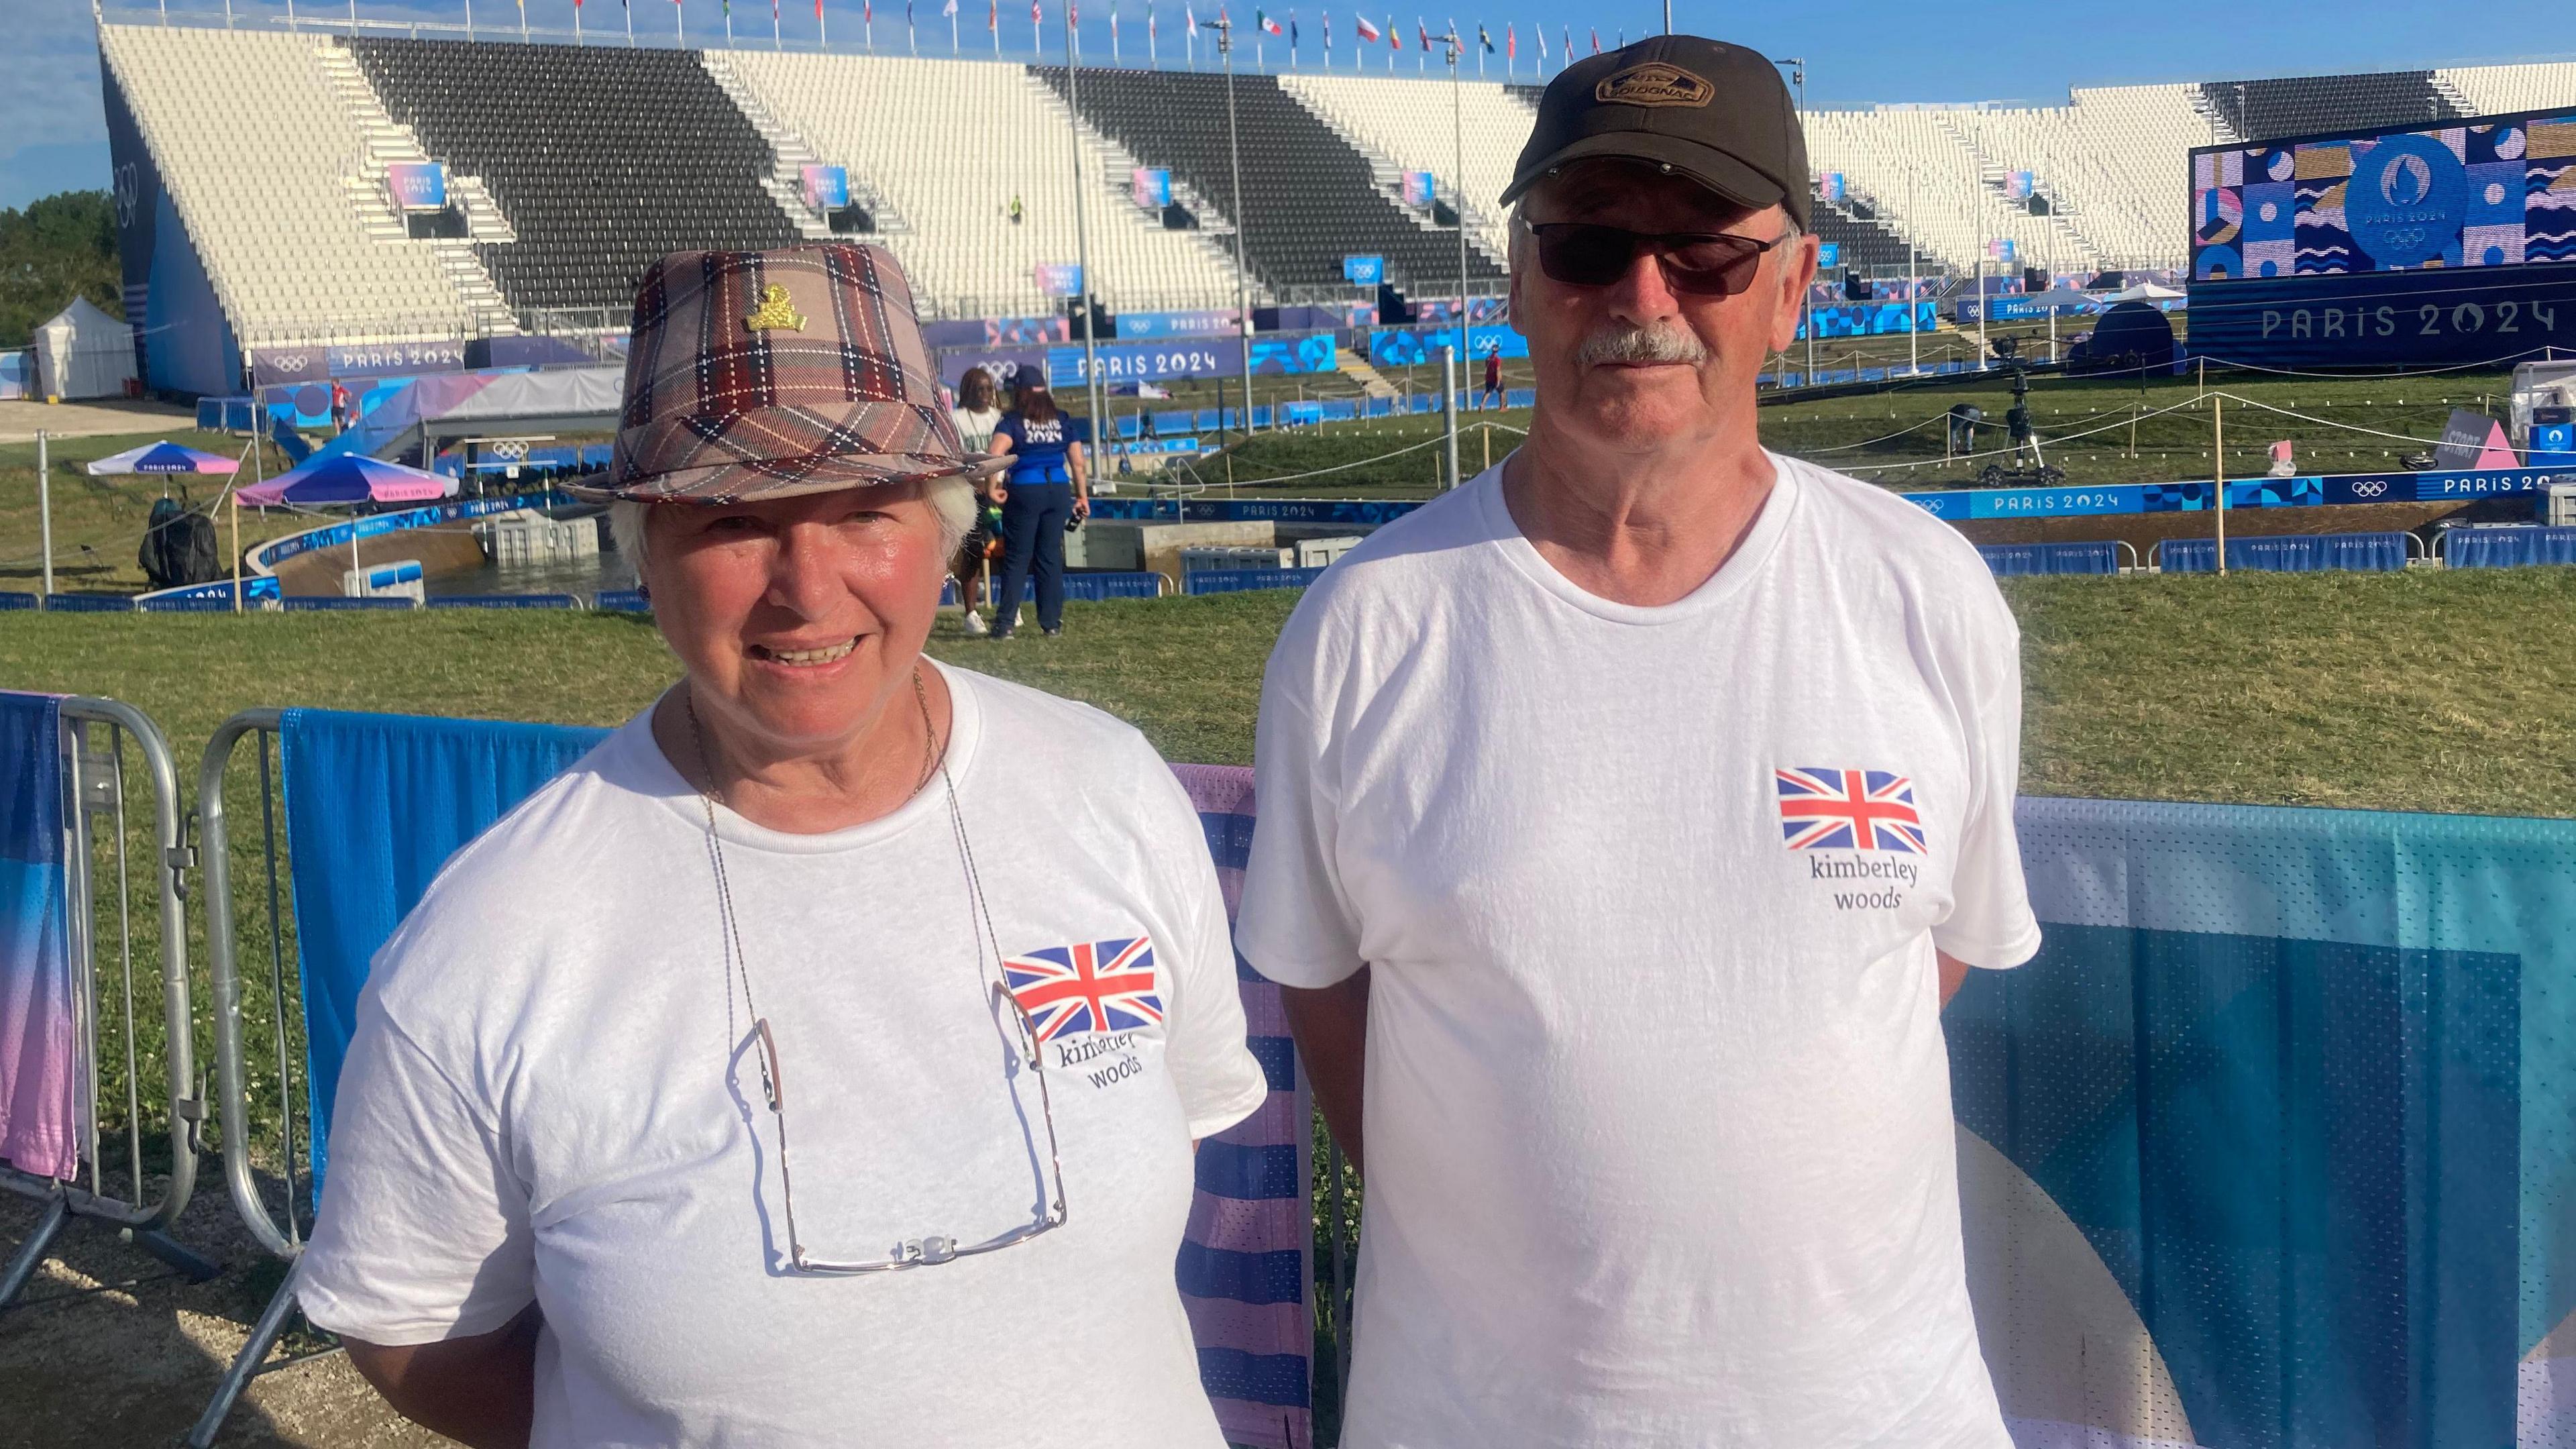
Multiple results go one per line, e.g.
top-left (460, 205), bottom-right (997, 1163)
top-left (1776, 767), bottom-right (1927, 853)
top-left (1003, 936), bottom-right (1165, 1043)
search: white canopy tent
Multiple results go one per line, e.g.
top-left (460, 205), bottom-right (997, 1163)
top-left (33, 297), bottom-right (138, 401)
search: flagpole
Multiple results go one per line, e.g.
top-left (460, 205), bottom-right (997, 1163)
top-left (951, 6), bottom-right (959, 48)
top-left (575, 0), bottom-right (585, 44)
top-left (627, 0), bottom-right (637, 44)
top-left (1451, 23), bottom-right (1468, 415)
top-left (1111, 0), bottom-right (1119, 62)
top-left (676, 0), bottom-right (685, 44)
top-left (821, 0), bottom-right (830, 47)
top-left (1212, 12), bottom-right (1258, 447)
top-left (725, 0), bottom-right (733, 46)
top-left (774, 0), bottom-right (782, 46)
top-left (1065, 1), bottom-right (1106, 470)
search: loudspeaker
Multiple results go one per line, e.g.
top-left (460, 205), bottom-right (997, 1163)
top-left (2023, 266), bottom-right (2049, 293)
top-left (1843, 270), bottom-right (1870, 301)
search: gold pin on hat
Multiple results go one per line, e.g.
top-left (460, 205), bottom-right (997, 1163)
top-left (743, 283), bottom-right (807, 333)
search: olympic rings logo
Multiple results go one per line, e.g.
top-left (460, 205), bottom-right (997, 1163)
top-left (2351, 480), bottom-right (2388, 498)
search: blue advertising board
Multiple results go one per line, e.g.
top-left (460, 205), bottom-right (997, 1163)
top-left (1343, 255), bottom-right (1385, 285)
top-left (1799, 301), bottom-right (1939, 339)
top-left (1898, 464), bottom-right (2565, 522)
top-left (1116, 310), bottom-right (1238, 339)
top-left (384, 162), bottom-right (445, 212)
top-left (1817, 241), bottom-right (1839, 268)
top-left (1368, 326), bottom-right (1528, 366)
top-left (2186, 265), bottom-right (2576, 370)
top-left (1044, 333), bottom-right (1336, 386)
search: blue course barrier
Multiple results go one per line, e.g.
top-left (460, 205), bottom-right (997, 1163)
top-left (2161, 532), bottom-right (2411, 574)
top-left (41, 593), bottom-right (137, 613)
top-left (1977, 541), bottom-right (2121, 576)
top-left (1185, 567), bottom-right (1327, 595)
top-left (0, 592), bottom-right (38, 611)
top-left (282, 596), bottom-right (417, 612)
top-left (594, 589), bottom-right (652, 613)
top-left (138, 594), bottom-right (245, 614)
top-left (944, 572), bottom-right (1167, 606)
top-left (426, 593), bottom-right (581, 610)
top-left (2445, 525), bottom-right (2576, 570)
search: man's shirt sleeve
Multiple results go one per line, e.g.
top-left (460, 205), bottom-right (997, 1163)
top-left (1934, 582), bottom-right (2042, 970)
top-left (1236, 614), bottom-right (1368, 989)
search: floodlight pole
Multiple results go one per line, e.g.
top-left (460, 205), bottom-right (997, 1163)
top-left (1449, 26), bottom-right (1469, 423)
top-left (1662, 0), bottom-right (1669, 32)
top-left (1906, 167), bottom-right (1919, 376)
top-left (36, 432), bottom-right (52, 598)
top-left (1213, 14), bottom-right (1258, 444)
top-left (1065, 0), bottom-right (1106, 451)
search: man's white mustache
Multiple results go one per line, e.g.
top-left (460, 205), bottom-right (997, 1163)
top-left (1575, 323), bottom-right (1709, 367)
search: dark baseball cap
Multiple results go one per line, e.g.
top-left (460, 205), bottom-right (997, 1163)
top-left (1502, 35), bottom-right (1810, 229)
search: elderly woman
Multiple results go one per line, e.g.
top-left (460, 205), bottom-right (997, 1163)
top-left (294, 246), bottom-right (1267, 1448)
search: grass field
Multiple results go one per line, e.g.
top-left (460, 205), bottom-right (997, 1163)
top-left (0, 427), bottom-right (307, 593)
top-left (3, 566), bottom-right (2571, 1155)
top-left (3, 564), bottom-right (2573, 1442)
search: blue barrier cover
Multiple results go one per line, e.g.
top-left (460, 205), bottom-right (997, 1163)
top-left (1966, 797), bottom-right (2576, 1448)
top-left (282, 596), bottom-right (417, 612)
top-left (945, 572), bottom-right (1165, 606)
top-left (425, 594), bottom-right (581, 610)
top-left (138, 595), bottom-right (245, 613)
top-left (0, 593), bottom-right (38, 612)
top-left (40, 593), bottom-right (136, 613)
top-left (0, 691), bottom-right (75, 1181)
top-left (276, 711), bottom-right (610, 1199)
top-left (593, 589), bottom-right (652, 613)
top-left (2161, 531), bottom-right (2410, 574)
top-left (1184, 567), bottom-right (1327, 595)
top-left (1977, 541), bottom-right (2119, 576)
top-left (2446, 525), bottom-right (2576, 570)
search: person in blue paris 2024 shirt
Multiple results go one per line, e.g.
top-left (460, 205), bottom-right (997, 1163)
top-left (985, 373), bottom-right (1092, 640)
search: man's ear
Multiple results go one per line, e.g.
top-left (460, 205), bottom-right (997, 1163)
top-left (1768, 233), bottom-right (1819, 354)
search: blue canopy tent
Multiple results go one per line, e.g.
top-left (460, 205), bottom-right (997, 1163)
top-left (86, 441), bottom-right (241, 478)
top-left (236, 455), bottom-right (457, 508)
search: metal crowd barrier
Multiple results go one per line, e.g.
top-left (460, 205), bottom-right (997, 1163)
top-left (0, 696), bottom-right (218, 1309)
top-left (187, 709), bottom-right (316, 1447)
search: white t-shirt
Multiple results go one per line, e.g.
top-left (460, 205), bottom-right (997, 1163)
top-left (297, 663), bottom-right (1269, 1448)
top-left (1237, 455), bottom-right (2041, 1449)
top-left (951, 404), bottom-right (1003, 453)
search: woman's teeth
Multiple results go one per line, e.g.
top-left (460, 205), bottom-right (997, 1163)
top-left (757, 638), bottom-right (859, 665)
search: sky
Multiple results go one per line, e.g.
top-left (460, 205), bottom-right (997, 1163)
top-left (13, 0), bottom-right (2576, 209)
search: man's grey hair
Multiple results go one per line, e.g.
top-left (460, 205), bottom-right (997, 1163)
top-left (607, 473), bottom-right (978, 576)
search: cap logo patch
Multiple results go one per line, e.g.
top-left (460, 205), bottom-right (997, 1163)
top-left (743, 283), bottom-right (808, 333)
top-left (1594, 62), bottom-right (1714, 109)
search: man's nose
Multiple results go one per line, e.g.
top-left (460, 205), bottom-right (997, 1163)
top-left (1599, 242), bottom-right (1682, 325)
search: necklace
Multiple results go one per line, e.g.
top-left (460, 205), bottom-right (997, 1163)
top-left (682, 670), bottom-right (1016, 1059)
top-left (679, 669), bottom-right (1071, 1269)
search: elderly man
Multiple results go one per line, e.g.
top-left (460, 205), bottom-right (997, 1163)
top-left (1236, 36), bottom-right (2038, 1449)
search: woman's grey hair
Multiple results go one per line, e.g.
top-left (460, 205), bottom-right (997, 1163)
top-left (607, 473), bottom-right (978, 576)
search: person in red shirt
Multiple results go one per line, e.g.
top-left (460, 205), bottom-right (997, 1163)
top-left (1480, 343), bottom-right (1505, 409)
top-left (330, 380), bottom-right (352, 435)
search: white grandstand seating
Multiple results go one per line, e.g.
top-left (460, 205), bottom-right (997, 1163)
top-left (1278, 73), bottom-right (1526, 264)
top-left (722, 52), bottom-right (1243, 318)
top-left (97, 23), bottom-right (500, 350)
top-left (1942, 87), bottom-right (2216, 272)
top-left (2436, 64), bottom-right (2576, 119)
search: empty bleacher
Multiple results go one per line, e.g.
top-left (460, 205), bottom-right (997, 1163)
top-left (722, 52), bottom-right (1239, 318)
top-left (2198, 71), bottom-right (2459, 144)
top-left (1035, 66), bottom-right (1505, 299)
top-left (348, 38), bottom-right (803, 322)
top-left (1277, 74), bottom-right (1526, 266)
top-left (2435, 64), bottom-right (2576, 119)
top-left (97, 24), bottom-right (498, 350)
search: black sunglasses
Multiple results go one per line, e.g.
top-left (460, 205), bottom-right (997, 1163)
top-left (1527, 223), bottom-right (1794, 297)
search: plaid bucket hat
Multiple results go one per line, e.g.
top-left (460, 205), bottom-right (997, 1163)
top-left (572, 244), bottom-right (1006, 502)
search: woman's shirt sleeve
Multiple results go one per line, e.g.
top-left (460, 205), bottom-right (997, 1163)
top-left (294, 983), bottom-right (536, 1346)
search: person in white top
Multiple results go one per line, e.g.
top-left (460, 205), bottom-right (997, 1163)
top-left (295, 246), bottom-right (1267, 1448)
top-left (947, 366), bottom-right (1006, 635)
top-left (1235, 36), bottom-right (2040, 1449)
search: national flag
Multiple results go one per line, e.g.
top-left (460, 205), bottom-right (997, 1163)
top-left (1536, 23), bottom-right (1546, 62)
top-left (1389, 14), bottom-right (1401, 46)
top-left (1289, 9), bottom-right (1298, 44)
top-left (1775, 768), bottom-right (1927, 853)
top-left (1352, 12), bottom-right (1379, 40)
top-left (1477, 21), bottom-right (1491, 50)
top-left (989, 0), bottom-right (998, 27)
top-left (1587, 25), bottom-right (1598, 52)
top-left (1256, 8), bottom-right (1282, 34)
top-left (1070, 0), bottom-right (1077, 21)
top-left (1003, 936), bottom-right (1165, 1043)
top-left (943, 0), bottom-right (957, 13)
top-left (1416, 17), bottom-right (1428, 48)
top-left (1322, 10), bottom-right (1330, 48)
top-left (1505, 20), bottom-right (1513, 56)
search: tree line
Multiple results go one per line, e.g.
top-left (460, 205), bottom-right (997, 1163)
top-left (1, 190), bottom-right (121, 347)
